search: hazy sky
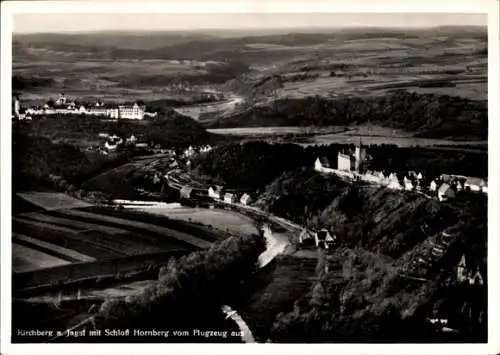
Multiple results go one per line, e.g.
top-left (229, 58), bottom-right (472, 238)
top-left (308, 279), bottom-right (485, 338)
top-left (14, 13), bottom-right (487, 33)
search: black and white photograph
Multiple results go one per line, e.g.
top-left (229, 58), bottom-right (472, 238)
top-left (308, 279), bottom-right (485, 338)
top-left (1, 1), bottom-right (499, 354)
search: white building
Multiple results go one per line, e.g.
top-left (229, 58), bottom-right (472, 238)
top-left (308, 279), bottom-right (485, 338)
top-left (118, 103), bottom-right (145, 120)
top-left (403, 176), bottom-right (414, 191)
top-left (387, 174), bottom-right (403, 190)
top-left (315, 157), bottom-right (335, 174)
top-left (464, 177), bottom-right (486, 193)
top-left (55, 93), bottom-right (67, 106)
top-left (314, 229), bottom-right (336, 249)
top-left (224, 193), bottom-right (237, 204)
top-left (337, 153), bottom-right (352, 172)
top-left (429, 180), bottom-right (438, 192)
top-left (208, 186), bottom-right (223, 200)
top-left (240, 193), bottom-right (252, 206)
top-left (438, 183), bottom-right (455, 202)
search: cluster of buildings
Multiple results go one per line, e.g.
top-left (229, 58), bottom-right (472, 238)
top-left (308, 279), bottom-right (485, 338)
top-left (183, 145), bottom-right (213, 159)
top-left (206, 186), bottom-right (253, 206)
top-left (13, 94), bottom-right (157, 120)
top-left (299, 228), bottom-right (336, 250)
top-left (457, 254), bottom-right (484, 286)
top-left (314, 140), bottom-right (488, 202)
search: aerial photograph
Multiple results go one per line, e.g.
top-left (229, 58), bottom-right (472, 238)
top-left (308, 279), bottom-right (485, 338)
top-left (10, 12), bottom-right (487, 344)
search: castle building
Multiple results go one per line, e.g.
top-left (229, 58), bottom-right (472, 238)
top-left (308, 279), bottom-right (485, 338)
top-left (118, 103), bottom-right (146, 120)
top-left (337, 152), bottom-right (352, 171)
top-left (354, 141), bottom-right (367, 172)
top-left (336, 138), bottom-right (367, 173)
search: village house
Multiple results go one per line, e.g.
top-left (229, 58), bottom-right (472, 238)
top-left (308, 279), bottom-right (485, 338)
top-left (208, 186), bottom-right (223, 200)
top-left (224, 192), bottom-right (237, 204)
top-left (126, 134), bottom-right (138, 144)
top-left (314, 229), bottom-right (336, 250)
top-left (429, 180), bottom-right (438, 192)
top-left (403, 176), bottom-right (415, 191)
top-left (464, 177), bottom-right (486, 193)
top-left (55, 93), bottom-right (67, 106)
top-left (438, 183), bottom-right (455, 202)
top-left (314, 157), bottom-right (334, 174)
top-left (298, 229), bottom-right (315, 247)
top-left (199, 145), bottom-right (213, 154)
top-left (180, 186), bottom-right (193, 199)
top-left (387, 173), bottom-right (403, 190)
top-left (457, 254), bottom-right (484, 286)
top-left (240, 193), bottom-right (252, 206)
top-left (184, 146), bottom-right (196, 158)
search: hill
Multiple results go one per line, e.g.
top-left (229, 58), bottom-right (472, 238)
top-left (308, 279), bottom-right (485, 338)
top-left (257, 171), bottom-right (486, 342)
top-left (190, 142), bottom-right (488, 193)
top-left (208, 92), bottom-right (487, 140)
top-left (222, 75), bottom-right (283, 101)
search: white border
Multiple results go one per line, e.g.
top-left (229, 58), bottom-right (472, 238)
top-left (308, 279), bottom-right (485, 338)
top-left (1, 1), bottom-right (499, 355)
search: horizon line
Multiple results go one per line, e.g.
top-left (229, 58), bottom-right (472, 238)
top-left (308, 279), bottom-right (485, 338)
top-left (14, 24), bottom-right (488, 35)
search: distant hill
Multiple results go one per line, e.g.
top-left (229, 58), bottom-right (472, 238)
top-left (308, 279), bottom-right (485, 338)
top-left (209, 92), bottom-right (487, 140)
top-left (222, 75), bottom-right (283, 100)
top-left (14, 27), bottom-right (486, 63)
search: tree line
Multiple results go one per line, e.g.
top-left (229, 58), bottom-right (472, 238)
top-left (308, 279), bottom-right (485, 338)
top-left (209, 92), bottom-right (487, 140)
top-left (93, 233), bottom-right (266, 342)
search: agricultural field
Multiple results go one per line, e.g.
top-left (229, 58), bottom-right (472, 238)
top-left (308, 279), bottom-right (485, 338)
top-left (129, 206), bottom-right (260, 237)
top-left (12, 243), bottom-right (71, 273)
top-left (271, 35), bottom-right (487, 101)
top-left (11, 202), bottom-right (239, 289)
top-left (16, 192), bottom-right (93, 211)
top-left (207, 126), bottom-right (348, 137)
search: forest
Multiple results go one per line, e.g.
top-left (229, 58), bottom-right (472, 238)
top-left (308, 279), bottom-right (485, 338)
top-left (259, 175), bottom-right (487, 342)
top-left (92, 233), bottom-right (266, 342)
top-left (12, 131), bottom-right (132, 192)
top-left (209, 92), bottom-right (487, 140)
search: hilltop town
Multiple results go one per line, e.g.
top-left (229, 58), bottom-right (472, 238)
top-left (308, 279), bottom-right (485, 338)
top-left (314, 140), bottom-right (488, 201)
top-left (12, 93), bottom-right (158, 121)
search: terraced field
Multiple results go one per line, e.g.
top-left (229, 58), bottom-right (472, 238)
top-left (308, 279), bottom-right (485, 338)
top-left (11, 204), bottom-right (235, 281)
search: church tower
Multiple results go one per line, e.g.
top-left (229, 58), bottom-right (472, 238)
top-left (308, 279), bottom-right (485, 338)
top-left (354, 137), bottom-right (366, 172)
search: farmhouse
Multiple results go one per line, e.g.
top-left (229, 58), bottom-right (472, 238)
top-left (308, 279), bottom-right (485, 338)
top-left (223, 192), bottom-right (237, 204)
top-left (438, 183), bottom-right (455, 202)
top-left (240, 193), bottom-right (252, 206)
top-left (208, 186), bottom-right (223, 200)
